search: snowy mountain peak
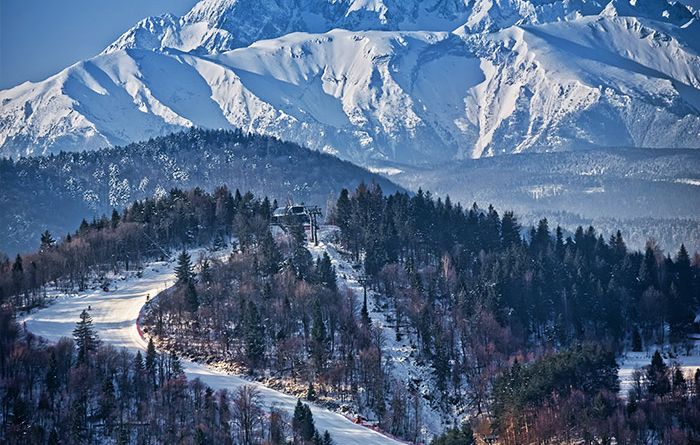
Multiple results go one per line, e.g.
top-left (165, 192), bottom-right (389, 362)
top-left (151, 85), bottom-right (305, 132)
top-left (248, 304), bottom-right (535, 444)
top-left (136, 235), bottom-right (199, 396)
top-left (1, 0), bottom-right (700, 162)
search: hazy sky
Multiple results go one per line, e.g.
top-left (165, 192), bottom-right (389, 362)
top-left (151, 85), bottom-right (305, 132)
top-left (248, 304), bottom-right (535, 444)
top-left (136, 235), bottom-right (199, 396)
top-left (0, 0), bottom-right (198, 89)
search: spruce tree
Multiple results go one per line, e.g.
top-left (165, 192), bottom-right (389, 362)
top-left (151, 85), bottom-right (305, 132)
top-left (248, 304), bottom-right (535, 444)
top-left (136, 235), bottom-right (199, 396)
top-left (668, 244), bottom-right (694, 339)
top-left (244, 301), bottom-right (265, 369)
top-left (335, 189), bottom-right (352, 231)
top-left (199, 258), bottom-right (212, 284)
top-left (500, 211), bottom-right (521, 248)
top-left (632, 327), bottom-right (642, 352)
top-left (168, 350), bottom-right (184, 378)
top-left (672, 366), bottom-right (687, 394)
top-left (11, 254), bottom-right (23, 294)
top-left (73, 309), bottom-right (100, 365)
top-left (322, 431), bottom-right (334, 445)
top-left (175, 250), bottom-right (194, 285)
top-left (40, 230), bottom-right (55, 251)
top-left (316, 252), bottom-right (337, 291)
top-left (639, 246), bottom-right (658, 290)
top-left (259, 230), bottom-right (281, 276)
top-left (306, 382), bottom-right (317, 401)
top-left (185, 281), bottom-right (199, 313)
top-left (99, 377), bottom-right (116, 430)
top-left (360, 298), bottom-right (371, 328)
top-left (110, 208), bottom-right (121, 228)
top-left (646, 350), bottom-right (670, 397)
top-left (46, 351), bottom-right (59, 400)
top-left (310, 302), bottom-right (329, 373)
top-left (146, 337), bottom-right (157, 386)
top-left (430, 423), bottom-right (475, 445)
top-left (292, 400), bottom-right (316, 443)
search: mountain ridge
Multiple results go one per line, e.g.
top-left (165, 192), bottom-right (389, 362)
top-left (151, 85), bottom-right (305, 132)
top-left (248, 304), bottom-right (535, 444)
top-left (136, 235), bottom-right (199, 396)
top-left (1, 0), bottom-right (699, 164)
top-left (0, 128), bottom-right (402, 255)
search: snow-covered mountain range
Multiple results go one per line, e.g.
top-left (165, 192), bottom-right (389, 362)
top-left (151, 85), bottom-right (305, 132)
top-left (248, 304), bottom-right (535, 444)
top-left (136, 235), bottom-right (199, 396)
top-left (1, 0), bottom-right (700, 165)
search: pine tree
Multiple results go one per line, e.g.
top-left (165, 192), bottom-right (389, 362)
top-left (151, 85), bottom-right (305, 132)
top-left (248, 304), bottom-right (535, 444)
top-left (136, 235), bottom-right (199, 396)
top-left (175, 250), bottom-right (194, 285)
top-left (40, 230), bottom-right (55, 251)
top-left (322, 431), bottom-right (334, 445)
top-left (111, 208), bottom-right (121, 228)
top-left (316, 252), bottom-right (337, 291)
top-left (292, 400), bottom-right (316, 443)
top-left (146, 337), bottom-right (157, 387)
top-left (185, 281), bottom-right (199, 313)
top-left (73, 309), bottom-right (100, 365)
top-left (46, 351), bottom-right (59, 400)
top-left (259, 230), bottom-right (281, 276)
top-left (646, 350), bottom-right (670, 397)
top-left (310, 302), bottom-right (329, 373)
top-left (244, 301), bottom-right (265, 369)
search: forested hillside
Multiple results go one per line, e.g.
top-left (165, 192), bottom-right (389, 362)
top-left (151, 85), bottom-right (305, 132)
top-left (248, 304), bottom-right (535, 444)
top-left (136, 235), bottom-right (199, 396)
top-left (0, 307), bottom-right (330, 445)
top-left (113, 184), bottom-right (700, 443)
top-left (0, 186), bottom-right (342, 444)
top-left (390, 148), bottom-right (700, 253)
top-left (0, 128), bottom-right (400, 255)
top-left (0, 186), bottom-right (287, 309)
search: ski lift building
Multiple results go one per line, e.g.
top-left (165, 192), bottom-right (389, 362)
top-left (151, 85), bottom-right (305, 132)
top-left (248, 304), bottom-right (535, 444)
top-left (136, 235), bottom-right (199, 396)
top-left (271, 205), bottom-right (312, 234)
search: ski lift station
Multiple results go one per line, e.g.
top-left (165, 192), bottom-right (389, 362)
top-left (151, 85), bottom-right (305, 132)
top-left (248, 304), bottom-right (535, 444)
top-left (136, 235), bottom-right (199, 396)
top-left (271, 205), bottom-right (311, 231)
top-left (270, 204), bottom-right (322, 245)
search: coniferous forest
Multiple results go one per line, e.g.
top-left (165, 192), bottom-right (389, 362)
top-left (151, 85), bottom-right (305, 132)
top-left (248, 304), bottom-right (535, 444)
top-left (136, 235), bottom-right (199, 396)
top-left (1, 183), bottom-right (699, 444)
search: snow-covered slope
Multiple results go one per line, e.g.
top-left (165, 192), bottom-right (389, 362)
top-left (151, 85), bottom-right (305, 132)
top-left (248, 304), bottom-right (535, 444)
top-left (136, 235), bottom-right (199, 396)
top-left (1, 0), bottom-right (699, 163)
top-left (22, 252), bottom-right (404, 445)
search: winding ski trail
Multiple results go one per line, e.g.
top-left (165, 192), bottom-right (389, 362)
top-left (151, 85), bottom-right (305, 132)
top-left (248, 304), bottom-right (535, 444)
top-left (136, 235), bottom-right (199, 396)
top-left (22, 253), bottom-right (404, 445)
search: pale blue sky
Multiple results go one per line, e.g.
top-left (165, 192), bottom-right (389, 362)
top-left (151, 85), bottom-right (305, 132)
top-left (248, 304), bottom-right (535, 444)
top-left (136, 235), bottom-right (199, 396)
top-left (0, 0), bottom-right (198, 89)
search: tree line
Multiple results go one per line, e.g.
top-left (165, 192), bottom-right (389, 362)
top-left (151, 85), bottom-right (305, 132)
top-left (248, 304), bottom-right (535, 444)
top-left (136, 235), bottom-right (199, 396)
top-left (0, 186), bottom-right (277, 309)
top-left (0, 306), bottom-right (333, 444)
top-left (331, 183), bottom-right (700, 443)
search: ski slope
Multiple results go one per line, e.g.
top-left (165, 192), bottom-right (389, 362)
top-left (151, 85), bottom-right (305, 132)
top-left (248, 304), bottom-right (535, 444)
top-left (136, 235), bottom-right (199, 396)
top-left (22, 254), bottom-right (405, 445)
top-left (308, 227), bottom-right (449, 437)
top-left (618, 346), bottom-right (700, 397)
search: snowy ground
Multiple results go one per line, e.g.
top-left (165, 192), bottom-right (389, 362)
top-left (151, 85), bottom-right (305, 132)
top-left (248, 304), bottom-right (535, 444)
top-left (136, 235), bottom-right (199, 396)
top-left (308, 227), bottom-right (449, 440)
top-left (22, 249), bottom-right (405, 445)
top-left (618, 341), bottom-right (700, 396)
